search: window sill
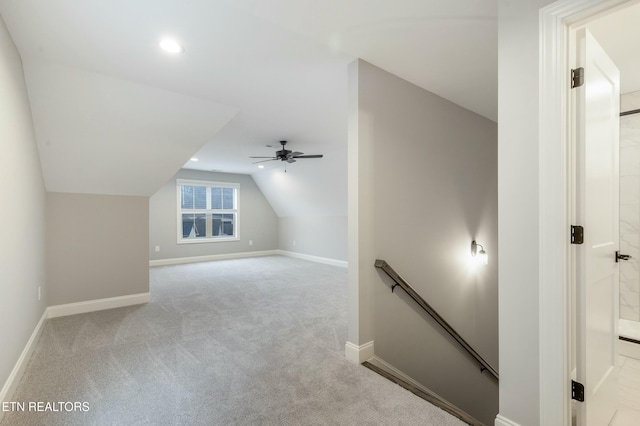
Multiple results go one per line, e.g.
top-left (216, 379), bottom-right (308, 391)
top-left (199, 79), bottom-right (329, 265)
top-left (177, 237), bottom-right (240, 244)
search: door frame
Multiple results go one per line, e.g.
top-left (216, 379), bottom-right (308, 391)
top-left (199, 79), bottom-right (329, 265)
top-left (539, 0), bottom-right (635, 424)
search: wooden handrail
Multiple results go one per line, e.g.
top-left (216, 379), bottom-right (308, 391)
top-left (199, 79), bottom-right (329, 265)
top-left (374, 259), bottom-right (499, 381)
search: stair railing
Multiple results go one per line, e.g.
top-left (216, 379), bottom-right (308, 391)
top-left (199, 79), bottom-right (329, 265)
top-left (374, 259), bottom-right (499, 381)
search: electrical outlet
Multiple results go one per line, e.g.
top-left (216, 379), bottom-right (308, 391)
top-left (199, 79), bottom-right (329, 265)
top-left (293, 240), bottom-right (296, 246)
top-left (249, 240), bottom-right (253, 246)
top-left (155, 245), bottom-right (160, 252)
top-left (38, 286), bottom-right (41, 301)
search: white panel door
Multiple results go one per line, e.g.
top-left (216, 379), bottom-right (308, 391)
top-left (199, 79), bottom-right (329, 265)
top-left (574, 28), bottom-right (620, 426)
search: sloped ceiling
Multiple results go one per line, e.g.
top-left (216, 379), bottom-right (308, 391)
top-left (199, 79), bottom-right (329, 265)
top-left (25, 61), bottom-right (237, 195)
top-left (224, 0), bottom-right (498, 122)
top-left (0, 0), bottom-right (497, 214)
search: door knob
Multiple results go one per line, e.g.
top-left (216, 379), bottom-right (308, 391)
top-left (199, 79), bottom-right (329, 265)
top-left (616, 251), bottom-right (632, 262)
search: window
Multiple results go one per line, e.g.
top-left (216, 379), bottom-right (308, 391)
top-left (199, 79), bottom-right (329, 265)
top-left (176, 179), bottom-right (239, 243)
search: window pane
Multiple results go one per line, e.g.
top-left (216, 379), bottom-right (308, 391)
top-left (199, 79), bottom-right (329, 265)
top-left (182, 213), bottom-right (194, 237)
top-left (212, 213), bottom-right (234, 237)
top-left (222, 213), bottom-right (234, 236)
top-left (194, 186), bottom-right (206, 209)
top-left (212, 213), bottom-right (221, 236)
top-left (222, 188), bottom-right (234, 209)
top-left (181, 185), bottom-right (206, 209)
top-left (211, 187), bottom-right (222, 209)
top-left (182, 213), bottom-right (206, 238)
top-left (194, 214), bottom-right (206, 237)
top-left (181, 186), bottom-right (194, 209)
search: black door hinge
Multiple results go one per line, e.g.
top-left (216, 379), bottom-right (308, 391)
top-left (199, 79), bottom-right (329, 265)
top-left (572, 380), bottom-right (584, 402)
top-left (571, 67), bottom-right (584, 88)
top-left (571, 225), bottom-right (584, 244)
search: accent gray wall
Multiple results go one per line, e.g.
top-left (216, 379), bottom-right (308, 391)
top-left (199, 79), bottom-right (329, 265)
top-left (349, 60), bottom-right (498, 424)
top-left (278, 216), bottom-right (347, 261)
top-left (149, 169), bottom-right (278, 260)
top-left (46, 193), bottom-right (149, 305)
top-left (0, 16), bottom-right (47, 401)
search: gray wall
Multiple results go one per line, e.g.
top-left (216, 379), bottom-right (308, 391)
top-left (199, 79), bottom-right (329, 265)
top-left (149, 169), bottom-right (278, 260)
top-left (350, 60), bottom-right (498, 424)
top-left (0, 16), bottom-right (47, 398)
top-left (46, 193), bottom-right (149, 305)
top-left (278, 216), bottom-right (347, 261)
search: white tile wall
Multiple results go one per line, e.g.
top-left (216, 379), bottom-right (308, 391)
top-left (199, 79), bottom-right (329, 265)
top-left (620, 92), bottom-right (640, 322)
top-left (621, 117), bottom-right (640, 147)
top-left (620, 177), bottom-right (640, 205)
top-left (620, 146), bottom-right (640, 177)
top-left (621, 91), bottom-right (640, 113)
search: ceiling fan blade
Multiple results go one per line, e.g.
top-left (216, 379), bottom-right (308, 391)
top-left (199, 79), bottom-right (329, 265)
top-left (254, 142), bottom-right (320, 164)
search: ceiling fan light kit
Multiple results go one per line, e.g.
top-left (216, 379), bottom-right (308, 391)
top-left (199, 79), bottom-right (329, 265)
top-left (250, 141), bottom-right (323, 165)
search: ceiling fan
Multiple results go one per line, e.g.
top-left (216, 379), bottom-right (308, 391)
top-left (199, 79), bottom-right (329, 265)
top-left (250, 140), bottom-right (323, 164)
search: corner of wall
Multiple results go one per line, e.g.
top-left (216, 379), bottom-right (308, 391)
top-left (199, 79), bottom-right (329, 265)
top-left (345, 341), bottom-right (374, 364)
top-left (0, 310), bottom-right (48, 419)
top-left (0, 16), bottom-right (49, 416)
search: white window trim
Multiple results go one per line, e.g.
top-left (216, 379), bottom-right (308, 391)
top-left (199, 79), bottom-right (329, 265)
top-left (176, 179), bottom-right (240, 244)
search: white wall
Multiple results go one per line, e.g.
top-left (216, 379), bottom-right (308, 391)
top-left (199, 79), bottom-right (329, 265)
top-left (0, 15), bottom-right (47, 397)
top-left (497, 0), bottom-right (554, 425)
top-left (149, 169), bottom-right (278, 260)
top-left (349, 59), bottom-right (498, 425)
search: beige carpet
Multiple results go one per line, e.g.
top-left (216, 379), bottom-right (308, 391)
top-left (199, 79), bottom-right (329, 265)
top-left (2, 255), bottom-right (465, 426)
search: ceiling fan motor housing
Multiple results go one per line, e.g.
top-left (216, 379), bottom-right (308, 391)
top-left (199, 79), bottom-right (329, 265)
top-left (276, 149), bottom-right (291, 160)
top-left (275, 141), bottom-right (291, 160)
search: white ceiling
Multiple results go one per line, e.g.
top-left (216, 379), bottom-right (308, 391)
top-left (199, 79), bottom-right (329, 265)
top-left (24, 61), bottom-right (237, 196)
top-left (225, 0), bottom-right (498, 121)
top-left (0, 0), bottom-right (497, 214)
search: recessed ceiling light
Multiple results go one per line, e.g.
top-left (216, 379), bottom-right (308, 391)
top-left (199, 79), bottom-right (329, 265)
top-left (159, 38), bottom-right (184, 54)
top-left (190, 157), bottom-right (198, 162)
top-left (258, 165), bottom-right (265, 169)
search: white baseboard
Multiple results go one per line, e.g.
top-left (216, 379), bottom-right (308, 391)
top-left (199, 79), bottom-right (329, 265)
top-left (1, 292), bottom-right (150, 419)
top-left (149, 250), bottom-right (279, 267)
top-left (495, 414), bottom-right (522, 426)
top-left (345, 340), bottom-right (374, 364)
top-left (47, 292), bottom-right (150, 318)
top-left (149, 249), bottom-right (348, 268)
top-left (0, 309), bottom-right (48, 420)
top-left (277, 250), bottom-right (348, 268)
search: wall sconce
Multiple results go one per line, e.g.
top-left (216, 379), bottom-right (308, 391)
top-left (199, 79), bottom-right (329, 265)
top-left (471, 240), bottom-right (488, 265)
